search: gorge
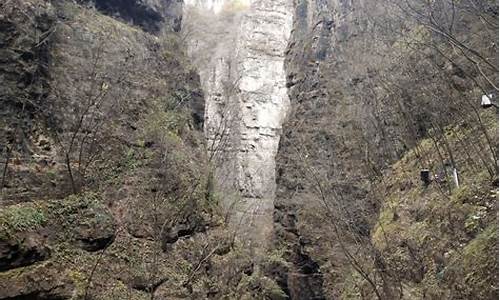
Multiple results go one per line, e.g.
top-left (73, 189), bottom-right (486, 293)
top-left (0, 0), bottom-right (498, 299)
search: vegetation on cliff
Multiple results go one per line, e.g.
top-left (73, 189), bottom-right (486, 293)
top-left (276, 0), bottom-right (498, 299)
top-left (0, 0), bottom-right (283, 299)
top-left (0, 0), bottom-right (498, 299)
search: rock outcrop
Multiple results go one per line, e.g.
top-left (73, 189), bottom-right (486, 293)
top-left (2, 0), bottom-right (497, 298)
top-left (0, 233), bottom-right (50, 272)
top-left (274, 1), bottom-right (387, 297)
top-left (78, 0), bottom-right (183, 32)
top-left (275, 0), bottom-right (499, 298)
top-left (0, 0), bottom-right (211, 298)
top-left (184, 0), bottom-right (293, 248)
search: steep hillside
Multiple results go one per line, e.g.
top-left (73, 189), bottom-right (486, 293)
top-left (274, 0), bottom-right (498, 299)
top-left (0, 0), bottom-right (210, 298)
top-left (0, 1), bottom-right (285, 299)
top-left (367, 111), bottom-right (498, 299)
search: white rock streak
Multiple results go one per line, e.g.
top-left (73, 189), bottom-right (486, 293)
top-left (184, 0), bottom-right (292, 248)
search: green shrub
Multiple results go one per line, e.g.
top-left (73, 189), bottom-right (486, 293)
top-left (445, 224), bottom-right (499, 299)
top-left (0, 204), bottom-right (46, 234)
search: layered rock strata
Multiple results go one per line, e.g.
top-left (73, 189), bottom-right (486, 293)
top-left (184, 0), bottom-right (292, 248)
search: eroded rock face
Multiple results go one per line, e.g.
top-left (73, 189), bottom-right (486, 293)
top-left (0, 234), bottom-right (50, 272)
top-left (78, 0), bottom-right (183, 32)
top-left (0, 262), bottom-right (75, 300)
top-left (1, 0), bottom-right (207, 297)
top-left (73, 208), bottom-right (116, 252)
top-left (273, 0), bottom-right (375, 297)
top-left (274, 0), bottom-right (410, 298)
top-left (183, 0), bottom-right (293, 248)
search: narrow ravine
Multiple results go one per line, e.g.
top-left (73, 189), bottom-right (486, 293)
top-left (183, 1), bottom-right (328, 297)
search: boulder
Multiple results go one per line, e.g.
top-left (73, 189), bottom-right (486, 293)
top-left (0, 262), bottom-right (74, 300)
top-left (74, 211), bottom-right (117, 252)
top-left (0, 234), bottom-right (50, 272)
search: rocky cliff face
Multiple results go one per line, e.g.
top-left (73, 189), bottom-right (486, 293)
top-left (0, 0), bottom-right (214, 298)
top-left (184, 0), bottom-right (293, 248)
top-left (0, 0), bottom-right (293, 298)
top-left (274, 1), bottom-right (391, 297)
top-left (1, 0), bottom-right (204, 202)
top-left (78, 0), bottom-right (184, 32)
top-left (275, 0), bottom-right (498, 298)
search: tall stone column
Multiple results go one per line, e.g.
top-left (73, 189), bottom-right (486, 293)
top-left (183, 0), bottom-right (292, 250)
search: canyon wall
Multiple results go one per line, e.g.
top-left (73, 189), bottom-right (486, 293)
top-left (273, 0), bottom-right (409, 298)
top-left (0, 1), bottom-right (212, 298)
top-left (274, 0), bottom-right (499, 298)
top-left (184, 0), bottom-right (293, 248)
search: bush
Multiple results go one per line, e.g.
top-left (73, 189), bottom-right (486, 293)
top-left (0, 204), bottom-right (46, 234)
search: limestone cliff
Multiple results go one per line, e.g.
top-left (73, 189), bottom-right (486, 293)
top-left (275, 0), bottom-right (498, 299)
top-left (0, 0), bottom-right (291, 298)
top-left (184, 0), bottom-right (293, 248)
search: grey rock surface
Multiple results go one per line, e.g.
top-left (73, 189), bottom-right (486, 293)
top-left (184, 0), bottom-right (293, 248)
